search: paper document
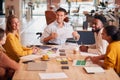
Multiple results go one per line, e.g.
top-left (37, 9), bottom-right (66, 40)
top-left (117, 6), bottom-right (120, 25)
top-left (57, 28), bottom-right (72, 39)
top-left (80, 52), bottom-right (98, 56)
top-left (84, 66), bottom-right (105, 74)
top-left (39, 72), bottom-right (68, 79)
top-left (27, 62), bottom-right (47, 71)
top-left (20, 55), bottom-right (41, 61)
top-left (85, 60), bottom-right (101, 67)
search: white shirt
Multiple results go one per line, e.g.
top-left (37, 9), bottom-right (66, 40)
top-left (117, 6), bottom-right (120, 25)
top-left (40, 21), bottom-right (74, 44)
top-left (88, 28), bottom-right (109, 55)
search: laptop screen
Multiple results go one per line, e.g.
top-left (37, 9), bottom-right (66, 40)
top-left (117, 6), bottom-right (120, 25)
top-left (77, 31), bottom-right (95, 45)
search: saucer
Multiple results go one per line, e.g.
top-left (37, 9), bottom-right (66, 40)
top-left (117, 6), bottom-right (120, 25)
top-left (41, 58), bottom-right (49, 61)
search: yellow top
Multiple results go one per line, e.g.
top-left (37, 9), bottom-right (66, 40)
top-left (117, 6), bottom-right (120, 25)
top-left (104, 41), bottom-right (120, 74)
top-left (3, 33), bottom-right (32, 62)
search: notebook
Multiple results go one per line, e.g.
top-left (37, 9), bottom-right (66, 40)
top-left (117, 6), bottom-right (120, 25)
top-left (39, 72), bottom-right (68, 79)
top-left (83, 66), bottom-right (105, 74)
top-left (27, 62), bottom-right (47, 71)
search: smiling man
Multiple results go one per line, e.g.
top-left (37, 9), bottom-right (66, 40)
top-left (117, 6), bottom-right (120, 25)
top-left (80, 15), bottom-right (109, 55)
top-left (41, 8), bottom-right (80, 45)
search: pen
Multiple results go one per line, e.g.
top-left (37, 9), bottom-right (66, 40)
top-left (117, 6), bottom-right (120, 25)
top-left (81, 41), bottom-right (83, 46)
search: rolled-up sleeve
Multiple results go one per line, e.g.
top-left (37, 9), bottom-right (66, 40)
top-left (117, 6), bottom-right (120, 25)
top-left (40, 26), bottom-right (51, 43)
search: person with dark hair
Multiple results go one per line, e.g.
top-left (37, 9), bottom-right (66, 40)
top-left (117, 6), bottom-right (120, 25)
top-left (80, 15), bottom-right (108, 55)
top-left (94, 14), bottom-right (107, 26)
top-left (0, 28), bottom-right (19, 80)
top-left (85, 25), bottom-right (120, 76)
top-left (41, 7), bottom-right (80, 44)
top-left (3, 15), bottom-right (38, 62)
top-left (55, 7), bottom-right (68, 15)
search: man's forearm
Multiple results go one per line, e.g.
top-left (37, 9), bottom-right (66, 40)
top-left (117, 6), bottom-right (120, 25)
top-left (43, 36), bottom-right (52, 43)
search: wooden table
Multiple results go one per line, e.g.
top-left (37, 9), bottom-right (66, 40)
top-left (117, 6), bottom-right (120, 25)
top-left (12, 45), bottom-right (120, 80)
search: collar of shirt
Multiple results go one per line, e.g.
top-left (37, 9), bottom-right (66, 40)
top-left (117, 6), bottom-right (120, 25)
top-left (54, 20), bottom-right (67, 28)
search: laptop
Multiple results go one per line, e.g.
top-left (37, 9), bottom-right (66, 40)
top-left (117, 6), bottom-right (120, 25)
top-left (77, 31), bottom-right (95, 45)
top-left (66, 31), bottom-right (95, 45)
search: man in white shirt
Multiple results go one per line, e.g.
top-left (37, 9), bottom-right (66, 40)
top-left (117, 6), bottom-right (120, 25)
top-left (80, 15), bottom-right (109, 55)
top-left (41, 8), bottom-right (80, 45)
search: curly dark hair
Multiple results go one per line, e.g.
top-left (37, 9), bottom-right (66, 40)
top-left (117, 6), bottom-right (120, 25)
top-left (94, 14), bottom-right (107, 26)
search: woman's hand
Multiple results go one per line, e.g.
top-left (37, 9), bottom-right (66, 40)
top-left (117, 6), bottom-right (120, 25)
top-left (85, 56), bottom-right (102, 64)
top-left (32, 47), bottom-right (39, 54)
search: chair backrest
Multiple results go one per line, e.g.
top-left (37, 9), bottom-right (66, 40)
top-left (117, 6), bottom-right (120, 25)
top-left (45, 10), bottom-right (56, 25)
top-left (36, 11), bottom-right (56, 39)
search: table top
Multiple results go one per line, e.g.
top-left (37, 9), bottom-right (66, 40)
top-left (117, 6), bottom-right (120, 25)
top-left (12, 45), bottom-right (120, 80)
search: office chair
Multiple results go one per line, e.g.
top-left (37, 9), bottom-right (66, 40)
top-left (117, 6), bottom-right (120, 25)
top-left (45, 10), bottom-right (56, 25)
top-left (36, 32), bottom-right (42, 39)
top-left (36, 10), bottom-right (56, 39)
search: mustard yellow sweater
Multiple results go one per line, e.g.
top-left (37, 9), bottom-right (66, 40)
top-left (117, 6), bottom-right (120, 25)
top-left (104, 41), bottom-right (120, 74)
top-left (3, 33), bottom-right (32, 62)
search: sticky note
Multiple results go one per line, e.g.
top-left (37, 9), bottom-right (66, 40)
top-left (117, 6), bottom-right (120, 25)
top-left (62, 58), bottom-right (68, 61)
top-left (81, 60), bottom-right (86, 65)
top-left (76, 60), bottom-right (86, 66)
top-left (56, 58), bottom-right (62, 62)
top-left (76, 60), bottom-right (81, 65)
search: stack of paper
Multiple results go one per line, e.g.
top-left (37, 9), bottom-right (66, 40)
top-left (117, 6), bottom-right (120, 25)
top-left (20, 55), bottom-right (41, 61)
top-left (84, 66), bottom-right (105, 74)
top-left (39, 72), bottom-right (68, 79)
top-left (80, 52), bottom-right (98, 56)
top-left (27, 62), bottom-right (47, 71)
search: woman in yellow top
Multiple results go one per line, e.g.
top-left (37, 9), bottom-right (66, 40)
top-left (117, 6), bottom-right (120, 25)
top-left (85, 25), bottom-right (120, 76)
top-left (3, 15), bottom-right (38, 62)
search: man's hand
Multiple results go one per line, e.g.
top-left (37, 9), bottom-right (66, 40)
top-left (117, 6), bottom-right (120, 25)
top-left (50, 32), bottom-right (58, 39)
top-left (72, 31), bottom-right (80, 41)
top-left (79, 45), bottom-right (88, 52)
top-left (43, 32), bottom-right (58, 43)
